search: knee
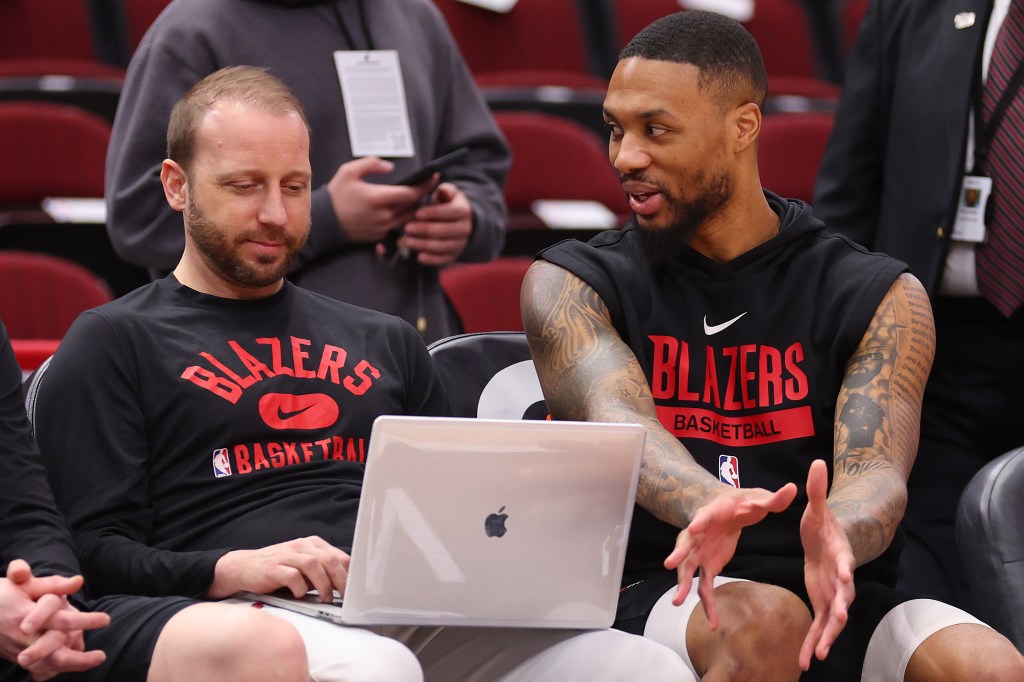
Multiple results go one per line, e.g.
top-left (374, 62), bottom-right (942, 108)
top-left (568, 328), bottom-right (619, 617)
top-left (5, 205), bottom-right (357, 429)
top-left (149, 603), bottom-right (309, 682)
top-left (693, 582), bottom-right (809, 682)
top-left (905, 624), bottom-right (1024, 682)
top-left (222, 610), bottom-right (309, 681)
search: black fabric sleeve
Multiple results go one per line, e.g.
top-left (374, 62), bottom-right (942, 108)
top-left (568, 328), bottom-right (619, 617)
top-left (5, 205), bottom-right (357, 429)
top-left (34, 312), bottom-right (225, 598)
top-left (397, 322), bottom-right (452, 418)
top-left (0, 321), bottom-right (81, 579)
top-left (812, 0), bottom-right (888, 249)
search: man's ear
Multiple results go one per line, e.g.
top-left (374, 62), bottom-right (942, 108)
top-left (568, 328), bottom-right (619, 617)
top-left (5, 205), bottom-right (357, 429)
top-left (160, 159), bottom-right (188, 212)
top-left (732, 102), bottom-right (762, 153)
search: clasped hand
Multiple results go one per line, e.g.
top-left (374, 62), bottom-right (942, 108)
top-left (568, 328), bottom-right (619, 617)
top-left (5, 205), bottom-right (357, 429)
top-left (0, 560), bottom-right (109, 680)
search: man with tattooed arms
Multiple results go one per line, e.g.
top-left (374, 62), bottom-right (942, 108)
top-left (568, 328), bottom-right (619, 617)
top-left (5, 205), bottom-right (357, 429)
top-left (521, 11), bottom-right (1024, 682)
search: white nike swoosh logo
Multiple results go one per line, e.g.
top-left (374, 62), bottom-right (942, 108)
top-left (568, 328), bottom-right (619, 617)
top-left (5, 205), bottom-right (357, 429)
top-left (703, 312), bottom-right (747, 335)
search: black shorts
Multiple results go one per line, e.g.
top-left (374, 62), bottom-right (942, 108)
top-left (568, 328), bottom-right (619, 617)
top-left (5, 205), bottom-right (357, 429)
top-left (0, 594), bottom-right (195, 682)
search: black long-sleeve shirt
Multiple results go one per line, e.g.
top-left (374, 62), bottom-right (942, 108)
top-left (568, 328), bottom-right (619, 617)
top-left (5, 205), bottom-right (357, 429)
top-left (35, 278), bottom-right (450, 598)
top-left (0, 320), bottom-right (81, 580)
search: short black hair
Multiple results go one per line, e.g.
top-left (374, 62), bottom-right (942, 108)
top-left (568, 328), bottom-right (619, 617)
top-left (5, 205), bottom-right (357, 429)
top-left (620, 10), bottom-right (768, 108)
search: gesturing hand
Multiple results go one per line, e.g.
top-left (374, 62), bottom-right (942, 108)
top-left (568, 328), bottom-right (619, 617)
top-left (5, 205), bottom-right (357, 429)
top-left (209, 536), bottom-right (350, 604)
top-left (799, 459), bottom-right (856, 669)
top-left (664, 483), bottom-right (797, 630)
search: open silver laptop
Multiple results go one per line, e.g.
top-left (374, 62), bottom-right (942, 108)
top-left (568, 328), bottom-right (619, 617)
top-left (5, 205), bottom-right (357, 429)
top-left (244, 415), bottom-right (645, 629)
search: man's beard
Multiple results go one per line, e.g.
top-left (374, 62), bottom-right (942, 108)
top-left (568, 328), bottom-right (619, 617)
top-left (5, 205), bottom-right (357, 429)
top-left (631, 168), bottom-right (732, 266)
top-left (186, 192), bottom-right (309, 289)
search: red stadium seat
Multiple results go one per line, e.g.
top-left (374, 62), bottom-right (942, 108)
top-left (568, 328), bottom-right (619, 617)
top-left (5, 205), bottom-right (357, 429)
top-left (0, 0), bottom-right (98, 62)
top-left (11, 338), bottom-right (60, 375)
top-left (0, 59), bottom-right (124, 122)
top-left (440, 257), bottom-right (534, 333)
top-left (614, 0), bottom-right (820, 79)
top-left (0, 251), bottom-right (113, 340)
top-left (434, 0), bottom-right (597, 85)
top-left (0, 101), bottom-right (111, 208)
top-left (494, 111), bottom-right (626, 230)
top-left (757, 110), bottom-right (835, 204)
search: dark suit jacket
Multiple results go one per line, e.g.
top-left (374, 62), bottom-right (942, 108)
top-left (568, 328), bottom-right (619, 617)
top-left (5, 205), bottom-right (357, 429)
top-left (814, 0), bottom-right (995, 295)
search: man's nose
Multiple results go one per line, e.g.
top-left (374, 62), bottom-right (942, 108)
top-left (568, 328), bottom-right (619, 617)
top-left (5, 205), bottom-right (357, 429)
top-left (612, 134), bottom-right (651, 175)
top-left (259, 187), bottom-right (288, 227)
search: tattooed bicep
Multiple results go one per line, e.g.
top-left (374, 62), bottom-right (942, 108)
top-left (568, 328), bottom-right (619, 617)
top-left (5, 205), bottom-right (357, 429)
top-left (834, 273), bottom-right (934, 478)
top-left (522, 262), bottom-right (608, 339)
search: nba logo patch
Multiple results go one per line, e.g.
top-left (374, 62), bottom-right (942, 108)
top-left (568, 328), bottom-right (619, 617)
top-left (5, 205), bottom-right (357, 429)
top-left (719, 455), bottom-right (740, 487)
top-left (212, 448), bottom-right (232, 478)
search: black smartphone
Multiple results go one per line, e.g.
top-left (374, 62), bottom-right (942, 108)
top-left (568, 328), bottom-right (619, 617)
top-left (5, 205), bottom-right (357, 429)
top-left (392, 147), bottom-right (470, 185)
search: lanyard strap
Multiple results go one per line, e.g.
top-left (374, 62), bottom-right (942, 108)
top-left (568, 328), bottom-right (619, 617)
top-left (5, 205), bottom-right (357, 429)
top-left (332, 0), bottom-right (374, 51)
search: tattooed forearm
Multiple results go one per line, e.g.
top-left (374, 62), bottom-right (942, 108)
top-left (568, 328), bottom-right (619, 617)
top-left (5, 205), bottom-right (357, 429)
top-left (521, 261), bottom-right (719, 526)
top-left (830, 274), bottom-right (935, 565)
top-left (837, 393), bottom-right (884, 450)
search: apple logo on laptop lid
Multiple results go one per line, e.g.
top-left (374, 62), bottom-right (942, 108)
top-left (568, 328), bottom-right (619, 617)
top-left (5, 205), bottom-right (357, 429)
top-left (484, 506), bottom-right (509, 538)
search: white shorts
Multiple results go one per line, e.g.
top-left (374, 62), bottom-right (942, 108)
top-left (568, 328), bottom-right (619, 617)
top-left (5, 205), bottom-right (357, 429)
top-left (223, 597), bottom-right (691, 682)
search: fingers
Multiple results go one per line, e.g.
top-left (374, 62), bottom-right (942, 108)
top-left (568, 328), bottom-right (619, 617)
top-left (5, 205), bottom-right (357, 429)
top-left (815, 604), bottom-right (848, 662)
top-left (302, 537), bottom-right (349, 600)
top-left (42, 607), bottom-right (111, 635)
top-left (19, 629), bottom-right (107, 679)
top-left (805, 459), bottom-right (829, 509)
top-left (6, 560), bottom-right (32, 584)
top-left (271, 564), bottom-right (319, 600)
top-left (400, 223), bottom-right (470, 266)
top-left (667, 555), bottom-right (697, 607)
top-left (696, 569), bottom-right (720, 631)
top-left (401, 185), bottom-right (472, 264)
top-left (664, 531), bottom-right (699, 608)
top-left (400, 235), bottom-right (468, 266)
top-left (45, 647), bottom-right (107, 674)
top-left (816, 577), bottom-right (854, 661)
top-left (414, 187), bottom-right (470, 222)
top-left (18, 575), bottom-right (85, 602)
top-left (274, 537), bottom-right (349, 602)
top-left (340, 155), bottom-right (395, 179)
top-left (20, 594), bottom-right (69, 636)
top-left (764, 482), bottom-right (799, 512)
top-left (798, 611), bottom-right (825, 670)
top-left (431, 182), bottom-right (458, 204)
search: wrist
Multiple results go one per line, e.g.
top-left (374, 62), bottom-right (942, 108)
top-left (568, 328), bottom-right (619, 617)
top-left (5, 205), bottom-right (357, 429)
top-left (208, 551), bottom-right (243, 599)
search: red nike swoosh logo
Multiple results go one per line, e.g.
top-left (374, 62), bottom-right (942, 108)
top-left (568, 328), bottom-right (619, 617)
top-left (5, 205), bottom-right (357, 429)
top-left (259, 393), bottom-right (339, 430)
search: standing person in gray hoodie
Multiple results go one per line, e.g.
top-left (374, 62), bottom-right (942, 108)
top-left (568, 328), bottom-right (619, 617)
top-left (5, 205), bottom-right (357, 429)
top-left (106, 0), bottom-right (510, 342)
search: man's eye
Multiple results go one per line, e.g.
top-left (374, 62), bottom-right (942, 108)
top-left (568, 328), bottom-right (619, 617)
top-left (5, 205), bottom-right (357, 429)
top-left (647, 126), bottom-right (668, 137)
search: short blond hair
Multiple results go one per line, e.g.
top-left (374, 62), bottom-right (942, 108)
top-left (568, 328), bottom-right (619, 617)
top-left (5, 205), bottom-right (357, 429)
top-left (167, 65), bottom-right (310, 173)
